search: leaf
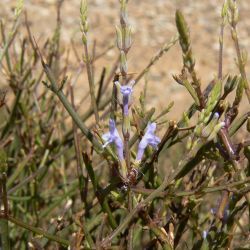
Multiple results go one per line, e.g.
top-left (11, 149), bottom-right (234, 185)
top-left (205, 80), bottom-right (222, 115)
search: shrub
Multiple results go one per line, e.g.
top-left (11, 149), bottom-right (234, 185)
top-left (0, 0), bottom-right (250, 249)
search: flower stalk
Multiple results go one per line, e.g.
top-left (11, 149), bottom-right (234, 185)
top-left (227, 0), bottom-right (250, 103)
top-left (175, 10), bottom-right (205, 109)
top-left (0, 172), bottom-right (10, 250)
top-left (116, 0), bottom-right (133, 175)
top-left (102, 119), bottom-right (127, 179)
top-left (80, 0), bottom-right (99, 124)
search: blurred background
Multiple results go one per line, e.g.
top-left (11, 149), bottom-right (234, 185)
top-left (1, 0), bottom-right (250, 118)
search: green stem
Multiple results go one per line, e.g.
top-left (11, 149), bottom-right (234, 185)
top-left (127, 189), bottom-right (133, 250)
top-left (231, 27), bottom-right (250, 103)
top-left (82, 153), bottom-right (118, 229)
top-left (84, 43), bottom-right (99, 124)
top-left (5, 215), bottom-right (69, 247)
top-left (131, 177), bottom-right (250, 197)
top-left (0, 218), bottom-right (10, 250)
top-left (82, 218), bottom-right (95, 249)
top-left (0, 21), bottom-right (12, 72)
top-left (101, 177), bottom-right (169, 246)
top-left (0, 19), bottom-right (19, 69)
top-left (42, 61), bottom-right (120, 162)
top-left (1, 90), bottom-right (22, 139)
top-left (40, 182), bottom-right (78, 218)
top-left (0, 173), bottom-right (10, 250)
top-left (42, 62), bottom-right (103, 153)
top-left (6, 153), bottom-right (33, 189)
top-left (70, 86), bottom-right (85, 201)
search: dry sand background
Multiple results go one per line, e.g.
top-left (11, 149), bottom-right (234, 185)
top-left (1, 0), bottom-right (250, 119)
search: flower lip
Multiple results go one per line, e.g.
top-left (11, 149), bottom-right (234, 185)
top-left (115, 80), bottom-right (135, 116)
top-left (120, 85), bottom-right (133, 96)
top-left (146, 122), bottom-right (157, 134)
top-left (114, 80), bottom-right (135, 94)
top-left (102, 119), bottom-right (124, 160)
top-left (136, 122), bottom-right (160, 161)
top-left (109, 118), bottom-right (116, 133)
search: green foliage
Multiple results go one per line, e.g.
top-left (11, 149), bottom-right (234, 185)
top-left (0, 1), bottom-right (249, 249)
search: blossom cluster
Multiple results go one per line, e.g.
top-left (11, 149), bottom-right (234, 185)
top-left (102, 81), bottom-right (161, 167)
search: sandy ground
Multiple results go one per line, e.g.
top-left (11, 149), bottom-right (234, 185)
top-left (1, 0), bottom-right (250, 119)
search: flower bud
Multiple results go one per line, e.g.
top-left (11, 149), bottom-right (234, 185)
top-left (120, 0), bottom-right (128, 26)
top-left (120, 50), bottom-right (128, 74)
top-left (15, 0), bottom-right (23, 18)
top-left (201, 113), bottom-right (220, 139)
top-left (194, 125), bottom-right (202, 137)
top-left (115, 26), bottom-right (123, 50)
top-left (241, 50), bottom-right (248, 66)
top-left (221, 1), bottom-right (228, 20)
top-left (207, 122), bottom-right (225, 141)
top-left (124, 26), bottom-right (132, 51)
top-left (80, 0), bottom-right (88, 26)
top-left (136, 122), bottom-right (160, 162)
top-left (82, 32), bottom-right (87, 45)
top-left (233, 77), bottom-right (244, 106)
top-left (224, 75), bottom-right (238, 95)
top-left (186, 136), bottom-right (193, 150)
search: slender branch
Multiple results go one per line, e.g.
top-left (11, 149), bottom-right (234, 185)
top-left (131, 177), bottom-right (250, 197)
top-left (134, 35), bottom-right (178, 86)
top-left (218, 16), bottom-right (225, 79)
top-left (80, 0), bottom-right (99, 124)
top-left (83, 43), bottom-right (100, 124)
top-left (0, 173), bottom-right (10, 250)
top-left (101, 177), bottom-right (170, 247)
top-left (2, 215), bottom-right (70, 246)
top-left (228, 1), bottom-right (250, 103)
top-left (38, 50), bottom-right (103, 152)
top-left (70, 86), bottom-right (85, 202)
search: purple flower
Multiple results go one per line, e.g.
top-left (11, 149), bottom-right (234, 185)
top-left (136, 122), bottom-right (161, 161)
top-left (102, 119), bottom-right (124, 161)
top-left (115, 80), bottom-right (134, 116)
top-left (202, 230), bottom-right (208, 240)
